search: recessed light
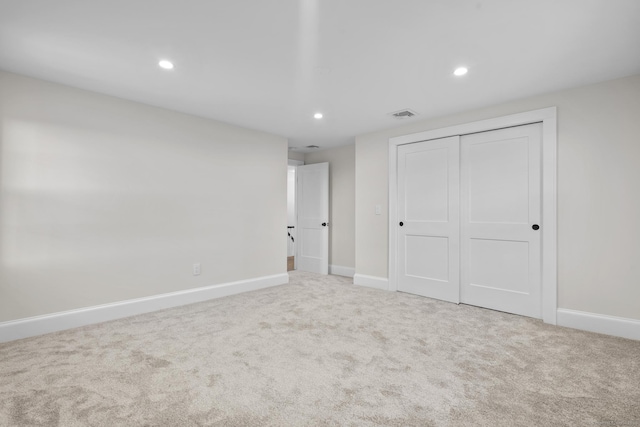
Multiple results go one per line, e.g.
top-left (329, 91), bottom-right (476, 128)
top-left (159, 60), bottom-right (174, 70)
top-left (453, 67), bottom-right (468, 76)
top-left (314, 113), bottom-right (323, 119)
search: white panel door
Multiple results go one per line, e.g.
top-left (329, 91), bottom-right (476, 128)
top-left (296, 163), bottom-right (329, 274)
top-left (397, 136), bottom-right (460, 302)
top-left (461, 123), bottom-right (542, 318)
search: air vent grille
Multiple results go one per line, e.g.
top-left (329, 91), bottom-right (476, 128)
top-left (389, 109), bottom-right (418, 119)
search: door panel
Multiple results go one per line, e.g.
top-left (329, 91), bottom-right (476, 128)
top-left (296, 163), bottom-right (329, 274)
top-left (467, 137), bottom-right (530, 224)
top-left (301, 229), bottom-right (323, 258)
top-left (404, 148), bottom-right (449, 222)
top-left (405, 235), bottom-right (449, 281)
top-left (461, 124), bottom-right (542, 318)
top-left (397, 136), bottom-right (460, 302)
top-left (468, 239), bottom-right (529, 294)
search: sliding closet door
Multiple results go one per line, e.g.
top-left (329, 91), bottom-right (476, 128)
top-left (397, 136), bottom-right (460, 303)
top-left (460, 123), bottom-right (542, 318)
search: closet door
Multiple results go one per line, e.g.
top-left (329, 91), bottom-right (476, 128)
top-left (460, 123), bottom-right (542, 318)
top-left (397, 136), bottom-right (460, 302)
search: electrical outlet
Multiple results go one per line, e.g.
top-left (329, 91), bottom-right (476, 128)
top-left (193, 263), bottom-right (201, 276)
top-left (375, 205), bottom-right (381, 215)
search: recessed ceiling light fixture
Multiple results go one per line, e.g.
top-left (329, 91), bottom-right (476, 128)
top-left (453, 66), bottom-right (468, 76)
top-left (158, 60), bottom-right (174, 70)
top-left (314, 113), bottom-right (323, 119)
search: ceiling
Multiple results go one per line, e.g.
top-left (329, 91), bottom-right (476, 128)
top-left (1, 1), bottom-right (639, 152)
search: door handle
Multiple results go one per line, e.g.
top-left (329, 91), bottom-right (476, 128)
top-left (322, 222), bottom-right (328, 227)
top-left (532, 224), bottom-right (540, 230)
top-left (399, 221), bottom-right (404, 226)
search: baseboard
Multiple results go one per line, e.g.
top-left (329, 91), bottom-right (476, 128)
top-left (353, 274), bottom-right (389, 291)
top-left (329, 265), bottom-right (355, 278)
top-left (0, 273), bottom-right (289, 343)
top-left (556, 308), bottom-right (640, 341)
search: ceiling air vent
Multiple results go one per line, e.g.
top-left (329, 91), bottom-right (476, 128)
top-left (306, 145), bottom-right (320, 149)
top-left (389, 109), bottom-right (418, 119)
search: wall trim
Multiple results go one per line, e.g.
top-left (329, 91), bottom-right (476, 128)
top-left (388, 107), bottom-right (558, 325)
top-left (0, 273), bottom-right (289, 343)
top-left (353, 274), bottom-right (389, 291)
top-left (330, 265), bottom-right (355, 278)
top-left (556, 308), bottom-right (640, 341)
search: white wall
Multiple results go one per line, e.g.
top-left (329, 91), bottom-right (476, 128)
top-left (0, 71), bottom-right (288, 323)
top-left (288, 151), bottom-right (305, 162)
top-left (305, 145), bottom-right (355, 270)
top-left (355, 74), bottom-right (640, 321)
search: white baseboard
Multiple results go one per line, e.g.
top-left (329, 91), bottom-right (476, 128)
top-left (0, 273), bottom-right (289, 344)
top-left (329, 265), bottom-right (355, 278)
top-left (557, 308), bottom-right (640, 341)
top-left (353, 274), bottom-right (389, 291)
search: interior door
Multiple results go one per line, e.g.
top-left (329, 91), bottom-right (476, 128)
top-left (460, 123), bottom-right (542, 318)
top-left (397, 136), bottom-right (460, 302)
top-left (296, 162), bottom-right (329, 274)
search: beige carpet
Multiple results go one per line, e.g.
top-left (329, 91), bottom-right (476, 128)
top-left (1, 271), bottom-right (639, 426)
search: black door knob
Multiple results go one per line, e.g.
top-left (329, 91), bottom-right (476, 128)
top-left (532, 224), bottom-right (540, 230)
top-left (322, 222), bottom-right (327, 227)
top-left (399, 221), bottom-right (404, 226)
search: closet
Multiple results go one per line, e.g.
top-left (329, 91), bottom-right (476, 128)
top-left (395, 123), bottom-right (543, 318)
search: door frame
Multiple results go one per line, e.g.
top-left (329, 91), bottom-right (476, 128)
top-left (388, 107), bottom-right (557, 325)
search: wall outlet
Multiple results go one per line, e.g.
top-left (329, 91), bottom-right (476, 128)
top-left (193, 263), bottom-right (201, 276)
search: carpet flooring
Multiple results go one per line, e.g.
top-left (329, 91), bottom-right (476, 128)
top-left (1, 271), bottom-right (639, 426)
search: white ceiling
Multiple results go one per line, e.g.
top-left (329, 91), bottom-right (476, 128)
top-left (1, 1), bottom-right (639, 152)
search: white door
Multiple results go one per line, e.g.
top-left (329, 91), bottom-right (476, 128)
top-left (296, 162), bottom-right (329, 274)
top-left (397, 136), bottom-right (460, 302)
top-left (460, 123), bottom-right (542, 318)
